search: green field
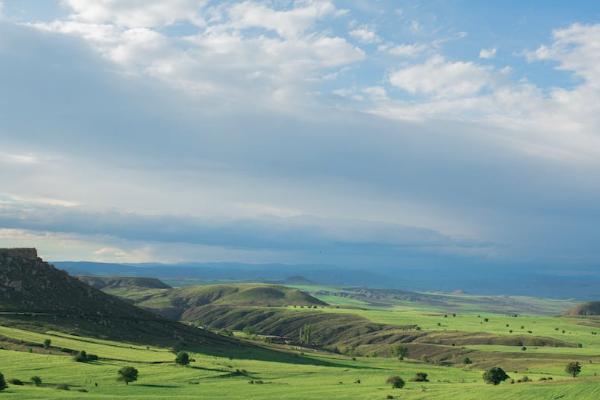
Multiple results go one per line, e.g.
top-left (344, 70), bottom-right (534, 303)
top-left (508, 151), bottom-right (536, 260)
top-left (2, 286), bottom-right (600, 399)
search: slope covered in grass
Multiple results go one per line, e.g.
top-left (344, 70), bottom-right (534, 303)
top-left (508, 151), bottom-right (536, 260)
top-left (0, 248), bottom-right (240, 351)
top-left (112, 283), bottom-right (327, 319)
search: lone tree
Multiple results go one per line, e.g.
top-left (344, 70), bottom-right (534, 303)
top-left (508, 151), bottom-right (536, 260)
top-left (117, 367), bottom-right (138, 385)
top-left (175, 351), bottom-right (190, 366)
top-left (412, 372), bottom-right (429, 382)
top-left (0, 373), bottom-right (6, 391)
top-left (394, 345), bottom-right (409, 360)
top-left (386, 375), bottom-right (405, 389)
top-left (483, 367), bottom-right (509, 385)
top-left (565, 361), bottom-right (582, 377)
top-left (299, 324), bottom-right (313, 345)
top-left (43, 339), bottom-right (51, 349)
top-left (73, 350), bottom-right (88, 362)
top-left (31, 376), bottom-right (42, 386)
top-left (463, 357), bottom-right (473, 364)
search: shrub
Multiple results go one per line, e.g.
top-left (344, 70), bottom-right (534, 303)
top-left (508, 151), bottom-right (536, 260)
top-left (43, 339), bottom-right (51, 349)
top-left (175, 351), bottom-right (190, 366)
top-left (412, 372), bottom-right (429, 382)
top-left (483, 367), bottom-right (509, 385)
top-left (73, 350), bottom-right (88, 362)
top-left (8, 378), bottom-right (23, 385)
top-left (0, 373), bottom-right (6, 391)
top-left (31, 376), bottom-right (42, 386)
top-left (117, 366), bottom-right (138, 385)
top-left (565, 361), bottom-right (582, 377)
top-left (463, 357), bottom-right (472, 364)
top-left (56, 383), bottom-right (70, 390)
top-left (386, 376), bottom-right (405, 389)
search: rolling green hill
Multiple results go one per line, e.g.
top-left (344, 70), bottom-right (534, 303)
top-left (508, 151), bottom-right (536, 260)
top-left (77, 275), bottom-right (171, 290)
top-left (0, 248), bottom-right (239, 351)
top-left (107, 283), bottom-right (327, 319)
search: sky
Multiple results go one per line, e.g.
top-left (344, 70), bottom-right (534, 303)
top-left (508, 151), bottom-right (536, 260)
top-left (0, 1), bottom-right (600, 268)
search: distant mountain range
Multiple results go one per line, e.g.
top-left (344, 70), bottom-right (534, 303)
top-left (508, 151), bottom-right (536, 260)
top-left (54, 260), bottom-right (600, 299)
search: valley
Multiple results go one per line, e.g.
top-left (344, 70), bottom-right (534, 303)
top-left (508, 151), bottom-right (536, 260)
top-left (2, 249), bottom-right (600, 399)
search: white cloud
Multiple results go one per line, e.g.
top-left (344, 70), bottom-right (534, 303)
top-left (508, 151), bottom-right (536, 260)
top-left (383, 43), bottom-right (426, 57)
top-left (389, 55), bottom-right (492, 98)
top-left (0, 152), bottom-right (38, 164)
top-left (349, 27), bottom-right (380, 43)
top-left (479, 47), bottom-right (496, 59)
top-left (33, 1), bottom-right (364, 108)
top-left (61, 0), bottom-right (206, 27)
top-left (227, 0), bottom-right (338, 38)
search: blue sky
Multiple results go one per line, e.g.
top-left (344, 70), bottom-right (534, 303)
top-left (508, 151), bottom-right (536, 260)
top-left (0, 1), bottom-right (600, 268)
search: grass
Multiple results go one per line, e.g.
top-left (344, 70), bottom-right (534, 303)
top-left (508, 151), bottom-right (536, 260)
top-left (2, 282), bottom-right (599, 399)
top-left (1, 334), bottom-right (599, 399)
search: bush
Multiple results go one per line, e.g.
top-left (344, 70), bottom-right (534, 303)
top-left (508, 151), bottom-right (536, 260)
top-left (73, 350), bottom-right (88, 362)
top-left (0, 373), bottom-right (6, 391)
top-left (175, 351), bottom-right (190, 366)
top-left (483, 367), bottom-right (509, 385)
top-left (31, 376), bottom-right (42, 386)
top-left (463, 357), bottom-right (472, 364)
top-left (43, 339), bottom-right (51, 349)
top-left (412, 372), bottom-right (429, 382)
top-left (117, 366), bottom-right (138, 385)
top-left (386, 376), bottom-right (405, 389)
top-left (73, 350), bottom-right (98, 362)
top-left (565, 361), bottom-right (582, 377)
top-left (56, 383), bottom-right (70, 390)
top-left (8, 378), bottom-right (23, 386)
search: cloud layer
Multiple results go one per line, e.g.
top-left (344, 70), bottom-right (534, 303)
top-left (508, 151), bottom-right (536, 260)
top-left (1, 1), bottom-right (600, 267)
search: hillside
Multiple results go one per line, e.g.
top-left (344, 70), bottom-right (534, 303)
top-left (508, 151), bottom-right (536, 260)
top-left (78, 275), bottom-right (171, 290)
top-left (0, 248), bottom-right (238, 350)
top-left (109, 283), bottom-right (327, 319)
top-left (566, 301), bottom-right (600, 316)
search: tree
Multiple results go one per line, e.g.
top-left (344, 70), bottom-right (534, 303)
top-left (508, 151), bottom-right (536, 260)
top-left (31, 376), bottom-right (42, 386)
top-left (565, 361), bottom-right (582, 377)
top-left (483, 367), bottom-right (509, 385)
top-left (0, 373), bottom-right (6, 391)
top-left (299, 325), bottom-right (312, 345)
top-left (175, 351), bottom-right (190, 366)
top-left (73, 350), bottom-right (88, 362)
top-left (412, 372), bottom-right (429, 382)
top-left (43, 339), bottom-right (51, 349)
top-left (463, 357), bottom-right (472, 364)
top-left (386, 375), bottom-right (405, 389)
top-left (394, 345), bottom-right (409, 360)
top-left (117, 367), bottom-right (138, 385)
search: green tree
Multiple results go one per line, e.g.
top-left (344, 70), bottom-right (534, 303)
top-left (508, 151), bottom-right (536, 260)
top-left (43, 339), bottom-right (51, 349)
top-left (483, 367), bottom-right (509, 385)
top-left (463, 357), bottom-right (472, 364)
top-left (175, 351), bottom-right (190, 366)
top-left (565, 361), bottom-right (582, 377)
top-left (73, 350), bottom-right (88, 362)
top-left (394, 345), bottom-right (409, 360)
top-left (386, 375), bottom-right (405, 389)
top-left (31, 376), bottom-right (42, 386)
top-left (0, 373), bottom-right (6, 391)
top-left (117, 367), bottom-right (138, 385)
top-left (412, 372), bottom-right (428, 382)
top-left (299, 325), bottom-right (313, 345)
